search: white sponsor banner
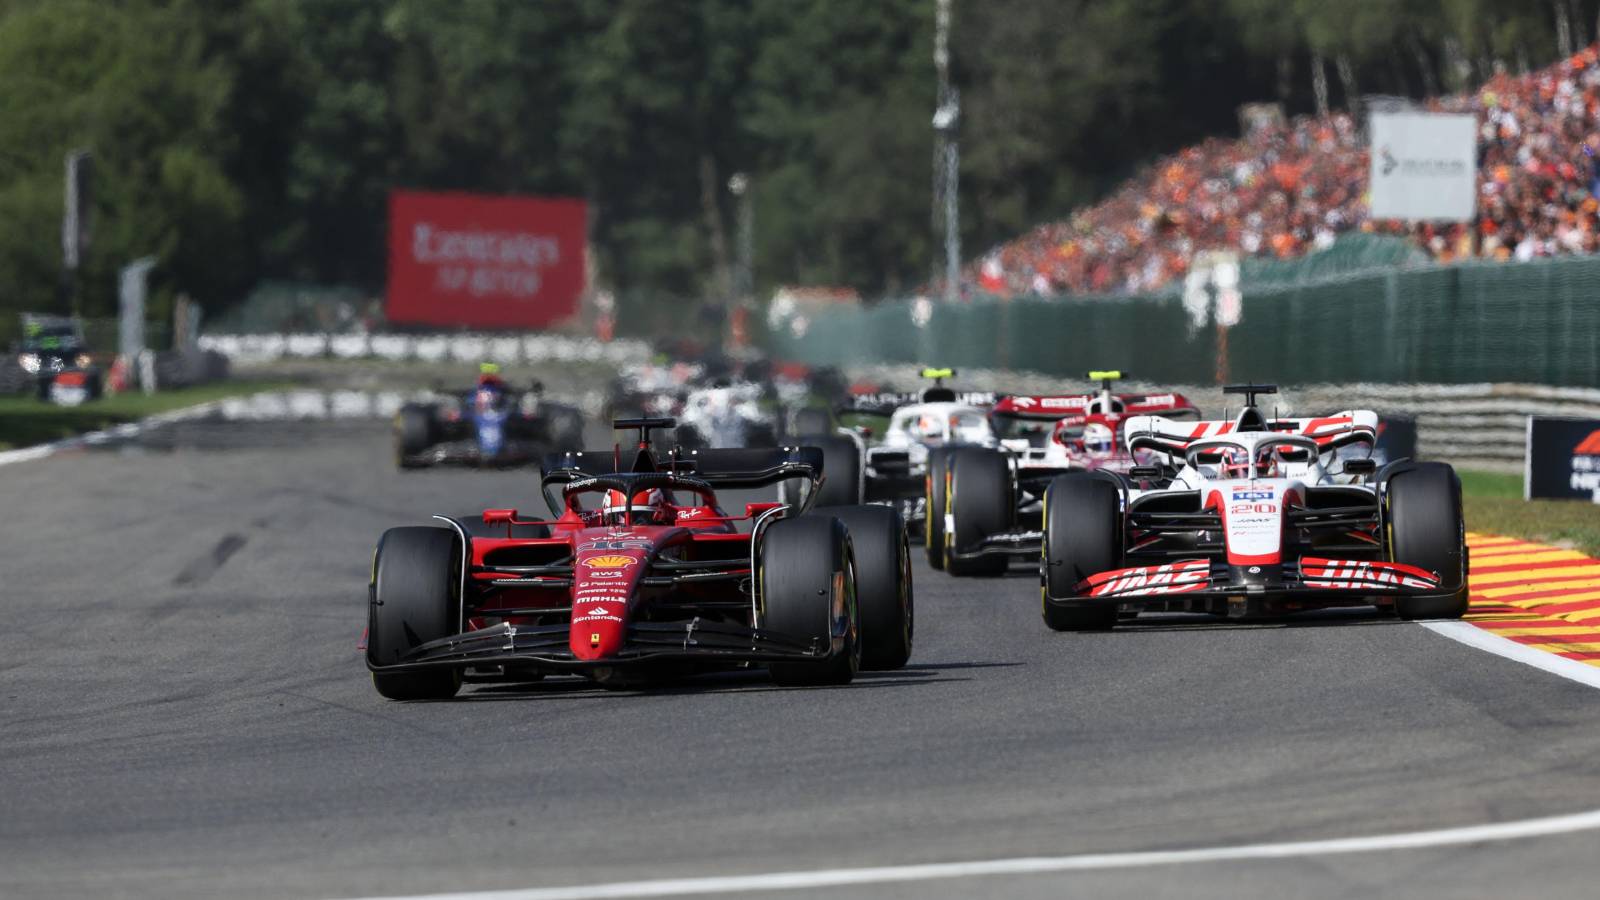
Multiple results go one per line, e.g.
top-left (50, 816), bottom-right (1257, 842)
top-left (1369, 112), bottom-right (1477, 221)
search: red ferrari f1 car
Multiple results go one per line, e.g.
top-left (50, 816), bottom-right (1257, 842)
top-left (364, 418), bottom-right (913, 699)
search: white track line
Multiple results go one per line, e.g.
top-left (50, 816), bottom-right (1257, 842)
top-left (1421, 619), bottom-right (1600, 689)
top-left (0, 399), bottom-right (224, 469)
top-left (341, 806), bottom-right (1600, 900)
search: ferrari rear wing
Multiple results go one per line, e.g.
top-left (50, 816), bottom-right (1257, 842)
top-left (541, 446), bottom-right (826, 490)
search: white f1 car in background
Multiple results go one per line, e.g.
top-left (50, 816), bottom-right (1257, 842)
top-left (932, 371), bottom-right (1200, 574)
top-left (793, 368), bottom-right (997, 526)
top-left (1038, 384), bottom-right (1468, 631)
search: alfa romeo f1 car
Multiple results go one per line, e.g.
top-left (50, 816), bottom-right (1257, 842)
top-left (364, 418), bottom-right (913, 699)
top-left (931, 372), bottom-right (1199, 575)
top-left (1038, 384), bottom-right (1468, 630)
top-left (794, 368), bottom-right (996, 530)
top-left (394, 366), bottom-right (585, 468)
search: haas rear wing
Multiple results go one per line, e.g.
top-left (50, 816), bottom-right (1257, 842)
top-left (1125, 410), bottom-right (1380, 456)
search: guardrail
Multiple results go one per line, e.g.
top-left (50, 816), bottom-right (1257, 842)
top-left (197, 332), bottom-right (650, 366)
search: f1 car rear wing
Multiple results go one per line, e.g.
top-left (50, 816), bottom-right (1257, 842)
top-left (541, 446), bottom-right (826, 490)
top-left (839, 390), bottom-right (998, 416)
top-left (1124, 410), bottom-right (1380, 456)
top-left (990, 392), bottom-right (1200, 421)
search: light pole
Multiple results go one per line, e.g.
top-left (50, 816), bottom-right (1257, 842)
top-left (727, 172), bottom-right (753, 304)
top-left (933, 95), bottom-right (960, 303)
top-left (932, 0), bottom-right (960, 302)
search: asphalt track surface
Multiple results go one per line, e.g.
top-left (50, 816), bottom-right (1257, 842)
top-left (5, 421), bottom-right (1600, 899)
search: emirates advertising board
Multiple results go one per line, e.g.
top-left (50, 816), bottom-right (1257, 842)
top-left (387, 191), bottom-right (587, 329)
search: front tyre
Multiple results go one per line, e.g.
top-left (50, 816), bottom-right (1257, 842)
top-left (395, 406), bottom-right (435, 468)
top-left (924, 448), bottom-right (953, 568)
top-left (762, 516), bottom-right (859, 686)
top-left (1041, 474), bottom-right (1121, 631)
top-left (815, 505), bottom-right (912, 670)
top-left (368, 526), bottom-right (463, 700)
top-left (944, 448), bottom-right (1012, 576)
top-left (1387, 462), bottom-right (1469, 620)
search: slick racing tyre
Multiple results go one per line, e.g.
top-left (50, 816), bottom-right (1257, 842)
top-left (944, 448), bottom-right (1011, 576)
top-left (805, 434), bottom-right (862, 507)
top-left (1387, 462), bottom-right (1469, 620)
top-left (368, 526), bottom-right (463, 700)
top-left (790, 407), bottom-right (833, 439)
top-left (814, 505), bottom-right (912, 670)
top-left (761, 516), bottom-right (859, 686)
top-left (455, 512), bottom-right (549, 540)
top-left (924, 447), bottom-right (953, 569)
top-left (545, 405), bottom-right (586, 452)
top-left (395, 405), bottom-right (435, 468)
top-left (1041, 474), bottom-right (1121, 631)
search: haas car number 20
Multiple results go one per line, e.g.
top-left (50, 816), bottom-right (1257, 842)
top-left (1037, 384), bottom-right (1469, 631)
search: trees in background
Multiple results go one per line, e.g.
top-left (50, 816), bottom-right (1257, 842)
top-left (0, 0), bottom-right (1589, 324)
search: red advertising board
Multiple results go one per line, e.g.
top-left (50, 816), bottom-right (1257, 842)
top-left (387, 191), bottom-right (587, 329)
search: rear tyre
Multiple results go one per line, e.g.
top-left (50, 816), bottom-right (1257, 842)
top-left (1387, 463), bottom-right (1469, 620)
top-left (762, 516), bottom-right (859, 686)
top-left (924, 448), bottom-right (953, 568)
top-left (546, 405), bottom-right (585, 452)
top-left (395, 405), bottom-right (435, 468)
top-left (368, 526), bottom-right (463, 700)
top-left (944, 448), bottom-right (1012, 576)
top-left (791, 407), bottom-right (833, 438)
top-left (814, 505), bottom-right (912, 670)
top-left (1041, 474), bottom-right (1121, 631)
top-left (804, 434), bottom-right (862, 507)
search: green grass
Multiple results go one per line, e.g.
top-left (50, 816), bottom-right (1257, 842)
top-left (0, 380), bottom-right (292, 450)
top-left (1460, 468), bottom-right (1600, 557)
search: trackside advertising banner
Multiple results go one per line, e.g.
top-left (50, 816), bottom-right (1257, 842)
top-left (1526, 416), bottom-right (1600, 502)
top-left (387, 191), bottom-right (587, 329)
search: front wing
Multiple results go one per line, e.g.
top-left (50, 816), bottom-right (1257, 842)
top-left (367, 620), bottom-right (832, 673)
top-left (399, 439), bottom-right (547, 468)
top-left (1049, 557), bottom-right (1443, 617)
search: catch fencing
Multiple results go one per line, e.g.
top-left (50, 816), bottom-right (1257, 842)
top-left (767, 251), bottom-right (1600, 387)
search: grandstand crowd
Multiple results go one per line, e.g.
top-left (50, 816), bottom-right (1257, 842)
top-left (973, 45), bottom-right (1600, 297)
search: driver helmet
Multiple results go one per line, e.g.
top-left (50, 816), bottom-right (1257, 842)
top-left (1082, 422), bottom-right (1116, 458)
top-left (1219, 446), bottom-right (1252, 480)
top-left (476, 361), bottom-right (507, 392)
top-left (600, 488), bottom-right (668, 525)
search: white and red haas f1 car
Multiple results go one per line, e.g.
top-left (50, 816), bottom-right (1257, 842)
top-left (364, 418), bottom-right (913, 699)
top-left (1038, 384), bottom-right (1468, 630)
top-left (930, 371), bottom-right (1199, 575)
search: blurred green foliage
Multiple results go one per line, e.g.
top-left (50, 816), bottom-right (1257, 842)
top-left (0, 0), bottom-right (1585, 324)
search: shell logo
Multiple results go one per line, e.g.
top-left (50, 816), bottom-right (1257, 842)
top-left (584, 555), bottom-right (637, 569)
